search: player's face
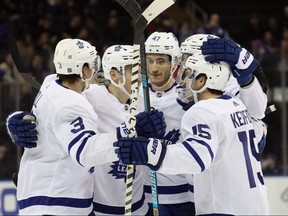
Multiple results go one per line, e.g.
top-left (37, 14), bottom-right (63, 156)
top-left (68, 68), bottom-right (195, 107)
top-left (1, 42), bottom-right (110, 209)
top-left (146, 54), bottom-right (171, 87)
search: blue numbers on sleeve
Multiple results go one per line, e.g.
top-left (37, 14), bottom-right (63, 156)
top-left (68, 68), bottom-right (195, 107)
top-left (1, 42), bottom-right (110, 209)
top-left (192, 124), bottom-right (211, 140)
top-left (70, 117), bottom-right (85, 133)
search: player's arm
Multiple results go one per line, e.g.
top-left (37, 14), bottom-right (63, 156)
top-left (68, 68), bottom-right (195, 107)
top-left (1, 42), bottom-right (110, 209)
top-left (239, 67), bottom-right (268, 119)
top-left (201, 38), bottom-right (268, 119)
top-left (158, 107), bottom-right (219, 174)
top-left (114, 107), bottom-right (219, 174)
top-left (53, 103), bottom-right (166, 167)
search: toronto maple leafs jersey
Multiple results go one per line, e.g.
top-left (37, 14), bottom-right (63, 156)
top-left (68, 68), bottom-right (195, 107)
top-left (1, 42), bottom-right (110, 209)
top-left (159, 95), bottom-right (270, 215)
top-left (83, 84), bottom-right (148, 215)
top-left (225, 75), bottom-right (267, 119)
top-left (143, 83), bottom-right (192, 204)
top-left (17, 75), bottom-right (118, 215)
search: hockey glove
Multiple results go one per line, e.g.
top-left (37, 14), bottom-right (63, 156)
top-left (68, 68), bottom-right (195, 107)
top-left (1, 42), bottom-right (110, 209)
top-left (114, 137), bottom-right (167, 171)
top-left (6, 111), bottom-right (37, 148)
top-left (117, 109), bottom-right (166, 139)
top-left (201, 38), bottom-right (259, 86)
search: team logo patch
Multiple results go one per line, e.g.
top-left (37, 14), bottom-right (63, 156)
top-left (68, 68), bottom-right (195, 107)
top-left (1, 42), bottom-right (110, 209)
top-left (76, 40), bottom-right (84, 49)
top-left (88, 167), bottom-right (95, 174)
top-left (108, 161), bottom-right (136, 181)
top-left (163, 129), bottom-right (181, 145)
top-left (233, 101), bottom-right (239, 106)
top-left (114, 45), bottom-right (122, 52)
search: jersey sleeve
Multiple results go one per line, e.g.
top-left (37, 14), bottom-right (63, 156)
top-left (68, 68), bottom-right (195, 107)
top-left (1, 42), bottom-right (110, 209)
top-left (52, 103), bottom-right (118, 167)
top-left (225, 76), bottom-right (267, 120)
top-left (239, 77), bottom-right (267, 119)
top-left (158, 106), bottom-right (221, 175)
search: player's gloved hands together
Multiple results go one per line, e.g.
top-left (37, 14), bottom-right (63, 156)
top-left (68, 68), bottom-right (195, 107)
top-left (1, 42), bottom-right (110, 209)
top-left (5, 111), bottom-right (37, 148)
top-left (201, 38), bottom-right (259, 86)
top-left (114, 137), bottom-right (167, 170)
top-left (117, 109), bottom-right (166, 139)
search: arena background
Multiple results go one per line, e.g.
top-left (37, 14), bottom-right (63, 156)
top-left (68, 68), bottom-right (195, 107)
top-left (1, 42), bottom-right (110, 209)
top-left (0, 0), bottom-right (287, 214)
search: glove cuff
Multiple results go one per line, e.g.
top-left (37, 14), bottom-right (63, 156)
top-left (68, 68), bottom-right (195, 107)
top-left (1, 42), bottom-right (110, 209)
top-left (116, 121), bottom-right (130, 139)
top-left (237, 73), bottom-right (254, 86)
top-left (236, 59), bottom-right (258, 86)
top-left (147, 139), bottom-right (167, 171)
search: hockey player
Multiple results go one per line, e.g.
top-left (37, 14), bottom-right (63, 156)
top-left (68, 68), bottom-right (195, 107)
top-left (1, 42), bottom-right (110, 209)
top-left (179, 34), bottom-right (268, 120)
top-left (5, 39), bottom-right (166, 215)
top-left (114, 53), bottom-right (271, 215)
top-left (142, 32), bottom-right (268, 216)
top-left (143, 31), bottom-right (195, 215)
top-left (83, 44), bottom-right (152, 215)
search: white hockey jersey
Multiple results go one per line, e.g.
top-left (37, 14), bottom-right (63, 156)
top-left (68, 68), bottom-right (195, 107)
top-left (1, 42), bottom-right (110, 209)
top-left (17, 75), bottom-right (118, 215)
top-left (159, 95), bottom-right (270, 215)
top-left (143, 83), bottom-right (192, 204)
top-left (225, 75), bottom-right (267, 119)
top-left (83, 84), bottom-right (148, 215)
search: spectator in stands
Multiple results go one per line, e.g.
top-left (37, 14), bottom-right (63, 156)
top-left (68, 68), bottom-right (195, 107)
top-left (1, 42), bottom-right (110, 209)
top-left (280, 28), bottom-right (288, 55)
top-left (261, 153), bottom-right (282, 176)
top-left (243, 13), bottom-right (264, 51)
top-left (195, 13), bottom-right (231, 39)
top-left (252, 30), bottom-right (280, 61)
top-left (0, 53), bottom-right (16, 84)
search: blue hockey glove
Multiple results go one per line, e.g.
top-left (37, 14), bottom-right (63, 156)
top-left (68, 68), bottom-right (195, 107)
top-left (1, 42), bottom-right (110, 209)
top-left (5, 111), bottom-right (37, 148)
top-left (201, 38), bottom-right (259, 86)
top-left (114, 137), bottom-right (167, 171)
top-left (176, 98), bottom-right (195, 111)
top-left (117, 110), bottom-right (166, 139)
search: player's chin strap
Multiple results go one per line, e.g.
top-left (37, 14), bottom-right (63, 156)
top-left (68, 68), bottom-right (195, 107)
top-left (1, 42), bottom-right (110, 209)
top-left (80, 71), bottom-right (95, 91)
top-left (190, 80), bottom-right (208, 103)
top-left (110, 78), bottom-right (131, 99)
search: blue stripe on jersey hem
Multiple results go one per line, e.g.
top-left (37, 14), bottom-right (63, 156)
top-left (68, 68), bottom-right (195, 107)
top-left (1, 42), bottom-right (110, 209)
top-left (188, 184), bottom-right (194, 193)
top-left (144, 183), bottom-right (191, 194)
top-left (93, 193), bottom-right (145, 214)
top-left (198, 214), bottom-right (234, 216)
top-left (18, 196), bottom-right (93, 209)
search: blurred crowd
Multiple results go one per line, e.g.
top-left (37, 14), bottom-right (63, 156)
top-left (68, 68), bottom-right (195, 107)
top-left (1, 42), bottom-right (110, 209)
top-left (0, 0), bottom-right (287, 179)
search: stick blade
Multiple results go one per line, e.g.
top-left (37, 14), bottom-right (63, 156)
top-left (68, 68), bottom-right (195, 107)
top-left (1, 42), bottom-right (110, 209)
top-left (142, 0), bottom-right (176, 23)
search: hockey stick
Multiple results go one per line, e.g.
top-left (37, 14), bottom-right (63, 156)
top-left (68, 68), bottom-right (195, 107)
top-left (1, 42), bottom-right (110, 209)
top-left (7, 33), bottom-right (41, 90)
top-left (265, 104), bottom-right (277, 115)
top-left (114, 0), bottom-right (175, 215)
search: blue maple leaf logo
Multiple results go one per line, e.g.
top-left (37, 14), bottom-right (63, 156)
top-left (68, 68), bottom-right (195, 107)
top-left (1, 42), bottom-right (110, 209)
top-left (108, 161), bottom-right (136, 182)
top-left (76, 40), bottom-right (84, 49)
top-left (163, 129), bottom-right (181, 145)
